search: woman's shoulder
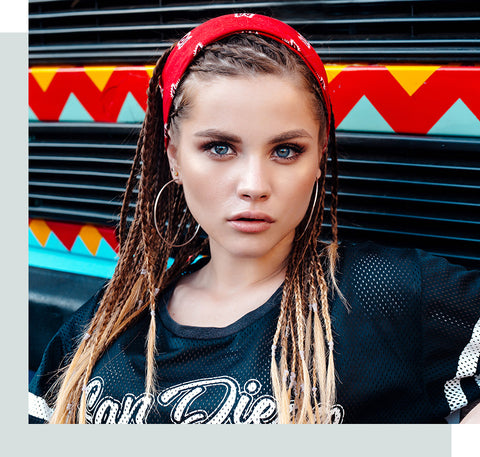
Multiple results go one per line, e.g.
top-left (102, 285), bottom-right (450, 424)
top-left (334, 241), bottom-right (423, 310)
top-left (337, 240), bottom-right (422, 279)
top-left (336, 239), bottom-right (479, 310)
top-left (29, 282), bottom-right (109, 418)
top-left (53, 282), bottom-right (108, 352)
top-left (73, 282), bottom-right (107, 322)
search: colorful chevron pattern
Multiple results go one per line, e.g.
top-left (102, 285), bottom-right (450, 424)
top-left (28, 219), bottom-right (179, 278)
top-left (29, 65), bottom-right (480, 137)
top-left (29, 219), bottom-right (119, 278)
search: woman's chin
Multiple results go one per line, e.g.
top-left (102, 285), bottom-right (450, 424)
top-left (208, 233), bottom-right (294, 261)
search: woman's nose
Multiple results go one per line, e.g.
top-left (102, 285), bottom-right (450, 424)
top-left (236, 158), bottom-right (271, 201)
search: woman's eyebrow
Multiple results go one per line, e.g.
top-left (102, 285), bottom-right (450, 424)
top-left (194, 129), bottom-right (242, 143)
top-left (194, 128), bottom-right (312, 144)
top-left (267, 129), bottom-right (312, 144)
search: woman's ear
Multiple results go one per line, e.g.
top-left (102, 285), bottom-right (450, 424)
top-left (316, 168), bottom-right (322, 180)
top-left (166, 139), bottom-right (181, 183)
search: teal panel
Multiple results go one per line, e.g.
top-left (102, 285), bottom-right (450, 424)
top-left (337, 95), bottom-right (395, 133)
top-left (28, 228), bottom-right (43, 248)
top-left (29, 242), bottom-right (180, 278)
top-left (95, 238), bottom-right (119, 261)
top-left (29, 107), bottom-right (39, 121)
top-left (44, 231), bottom-right (69, 253)
top-left (116, 92), bottom-right (145, 123)
top-left (428, 98), bottom-right (480, 137)
top-left (59, 93), bottom-right (94, 122)
top-left (29, 246), bottom-right (117, 278)
top-left (70, 236), bottom-right (94, 256)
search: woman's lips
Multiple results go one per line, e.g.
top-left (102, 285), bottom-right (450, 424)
top-left (227, 212), bottom-right (274, 233)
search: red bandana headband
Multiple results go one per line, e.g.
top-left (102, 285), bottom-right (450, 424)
top-left (160, 13), bottom-right (331, 146)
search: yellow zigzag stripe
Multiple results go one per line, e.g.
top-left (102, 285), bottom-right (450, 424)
top-left (325, 65), bottom-right (349, 82)
top-left (30, 65), bottom-right (443, 97)
top-left (30, 67), bottom-right (60, 92)
top-left (145, 66), bottom-right (155, 79)
top-left (79, 225), bottom-right (103, 255)
top-left (84, 66), bottom-right (117, 91)
top-left (29, 220), bottom-right (51, 246)
top-left (386, 65), bottom-right (440, 96)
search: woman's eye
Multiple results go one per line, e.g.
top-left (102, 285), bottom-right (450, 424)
top-left (211, 144), bottom-right (230, 155)
top-left (276, 147), bottom-right (293, 158)
top-left (274, 145), bottom-right (303, 160)
top-left (202, 142), bottom-right (235, 160)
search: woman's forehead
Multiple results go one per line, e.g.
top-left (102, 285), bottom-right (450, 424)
top-left (179, 76), bottom-right (319, 132)
top-left (185, 74), bottom-right (318, 121)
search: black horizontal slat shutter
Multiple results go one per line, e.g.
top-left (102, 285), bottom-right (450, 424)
top-left (29, 0), bottom-right (480, 65)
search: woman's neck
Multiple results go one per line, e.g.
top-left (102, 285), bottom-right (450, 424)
top-left (198, 238), bottom-right (290, 296)
top-left (166, 238), bottom-right (290, 327)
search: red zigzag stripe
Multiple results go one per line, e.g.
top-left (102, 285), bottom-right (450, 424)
top-left (29, 66), bottom-right (480, 134)
top-left (29, 68), bottom-right (151, 123)
top-left (330, 67), bottom-right (480, 134)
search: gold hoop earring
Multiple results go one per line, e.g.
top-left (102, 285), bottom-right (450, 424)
top-left (154, 179), bottom-right (200, 248)
top-left (296, 180), bottom-right (319, 241)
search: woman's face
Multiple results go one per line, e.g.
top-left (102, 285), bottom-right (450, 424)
top-left (167, 74), bottom-right (323, 262)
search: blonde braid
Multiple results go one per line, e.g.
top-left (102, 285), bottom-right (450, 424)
top-left (270, 287), bottom-right (291, 423)
top-left (304, 286), bottom-right (317, 423)
top-left (292, 279), bottom-right (309, 423)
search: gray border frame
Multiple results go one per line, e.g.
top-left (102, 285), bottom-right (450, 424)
top-left (6, 1), bottom-right (468, 453)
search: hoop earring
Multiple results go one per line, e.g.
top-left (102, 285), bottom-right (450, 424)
top-left (295, 180), bottom-right (319, 241)
top-left (154, 179), bottom-right (200, 248)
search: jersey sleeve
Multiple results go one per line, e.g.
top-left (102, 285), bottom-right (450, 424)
top-left (419, 250), bottom-right (480, 419)
top-left (28, 285), bottom-right (105, 423)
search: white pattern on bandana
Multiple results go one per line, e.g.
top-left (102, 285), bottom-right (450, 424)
top-left (193, 42), bottom-right (204, 57)
top-left (177, 32), bottom-right (192, 49)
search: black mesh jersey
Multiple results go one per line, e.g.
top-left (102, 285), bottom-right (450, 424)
top-left (29, 241), bottom-right (480, 424)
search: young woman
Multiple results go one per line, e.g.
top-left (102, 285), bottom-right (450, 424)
top-left (29, 14), bottom-right (480, 424)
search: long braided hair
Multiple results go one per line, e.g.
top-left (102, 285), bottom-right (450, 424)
top-left (49, 33), bottom-right (340, 424)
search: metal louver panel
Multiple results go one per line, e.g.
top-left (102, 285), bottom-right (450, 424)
top-left (29, 123), bottom-right (480, 268)
top-left (29, 123), bottom-right (138, 225)
top-left (29, 0), bottom-right (480, 65)
top-left (334, 133), bottom-right (480, 268)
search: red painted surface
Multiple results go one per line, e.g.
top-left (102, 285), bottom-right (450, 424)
top-left (29, 67), bottom-right (151, 123)
top-left (329, 66), bottom-right (480, 133)
top-left (29, 65), bottom-right (480, 135)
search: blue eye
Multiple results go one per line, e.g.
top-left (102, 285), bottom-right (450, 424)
top-left (212, 144), bottom-right (230, 155)
top-left (273, 144), bottom-right (305, 161)
top-left (276, 147), bottom-right (293, 158)
top-left (202, 141), bottom-right (234, 160)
